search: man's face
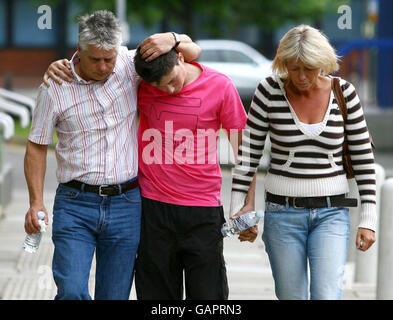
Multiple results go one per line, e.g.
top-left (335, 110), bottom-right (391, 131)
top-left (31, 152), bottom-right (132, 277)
top-left (77, 44), bottom-right (118, 81)
top-left (150, 54), bottom-right (186, 94)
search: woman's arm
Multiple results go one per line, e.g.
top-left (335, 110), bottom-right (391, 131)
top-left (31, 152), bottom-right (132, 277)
top-left (228, 125), bottom-right (259, 243)
top-left (230, 80), bottom-right (270, 217)
top-left (344, 81), bottom-right (377, 251)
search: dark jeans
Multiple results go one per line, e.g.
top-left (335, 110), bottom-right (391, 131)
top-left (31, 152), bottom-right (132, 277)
top-left (51, 180), bottom-right (141, 300)
top-left (135, 197), bottom-right (228, 300)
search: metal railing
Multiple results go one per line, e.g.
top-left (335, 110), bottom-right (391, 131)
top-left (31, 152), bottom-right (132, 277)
top-left (0, 88), bottom-right (33, 219)
top-left (0, 88), bottom-right (35, 116)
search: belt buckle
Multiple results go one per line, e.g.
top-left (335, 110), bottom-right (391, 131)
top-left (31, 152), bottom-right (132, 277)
top-left (293, 197), bottom-right (305, 209)
top-left (99, 184), bottom-right (109, 196)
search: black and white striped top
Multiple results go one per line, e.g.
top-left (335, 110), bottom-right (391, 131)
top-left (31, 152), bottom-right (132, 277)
top-left (230, 75), bottom-right (376, 230)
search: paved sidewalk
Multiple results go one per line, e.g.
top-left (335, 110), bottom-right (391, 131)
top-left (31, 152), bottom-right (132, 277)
top-left (0, 144), bottom-right (377, 300)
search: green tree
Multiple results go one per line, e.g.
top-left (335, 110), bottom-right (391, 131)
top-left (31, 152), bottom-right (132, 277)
top-left (62, 0), bottom-right (347, 38)
top-left (36, 0), bottom-right (348, 41)
top-left (126, 0), bottom-right (348, 39)
top-left (230, 0), bottom-right (347, 31)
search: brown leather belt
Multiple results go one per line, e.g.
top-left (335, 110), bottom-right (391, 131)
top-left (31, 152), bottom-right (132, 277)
top-left (266, 192), bottom-right (357, 208)
top-left (62, 179), bottom-right (138, 196)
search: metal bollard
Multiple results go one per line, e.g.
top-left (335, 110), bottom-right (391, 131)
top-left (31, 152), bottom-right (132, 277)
top-left (355, 163), bottom-right (385, 284)
top-left (376, 178), bottom-right (393, 299)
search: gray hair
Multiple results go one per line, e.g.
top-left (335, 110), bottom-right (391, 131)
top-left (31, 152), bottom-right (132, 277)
top-left (78, 10), bottom-right (122, 51)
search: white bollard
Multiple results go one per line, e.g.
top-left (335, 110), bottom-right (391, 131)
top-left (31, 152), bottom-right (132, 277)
top-left (355, 163), bottom-right (385, 284)
top-left (344, 177), bottom-right (360, 289)
top-left (376, 178), bottom-right (393, 299)
top-left (347, 178), bottom-right (360, 264)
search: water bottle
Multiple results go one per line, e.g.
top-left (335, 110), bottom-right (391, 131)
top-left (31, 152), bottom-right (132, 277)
top-left (23, 211), bottom-right (46, 253)
top-left (221, 210), bottom-right (264, 237)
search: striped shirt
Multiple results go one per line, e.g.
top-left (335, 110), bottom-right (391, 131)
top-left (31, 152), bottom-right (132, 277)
top-left (29, 46), bottom-right (140, 185)
top-left (230, 75), bottom-right (377, 230)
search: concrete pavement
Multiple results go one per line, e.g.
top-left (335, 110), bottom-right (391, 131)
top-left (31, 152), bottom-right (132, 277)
top-left (0, 143), bottom-right (378, 300)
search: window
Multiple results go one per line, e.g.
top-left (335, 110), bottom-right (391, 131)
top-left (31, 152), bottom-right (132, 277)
top-left (199, 49), bottom-right (255, 64)
top-left (221, 50), bottom-right (255, 64)
top-left (198, 50), bottom-right (222, 62)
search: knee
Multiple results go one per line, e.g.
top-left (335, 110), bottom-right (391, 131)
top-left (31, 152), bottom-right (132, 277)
top-left (54, 276), bottom-right (91, 300)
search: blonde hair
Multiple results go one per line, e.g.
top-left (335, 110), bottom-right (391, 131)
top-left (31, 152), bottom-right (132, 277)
top-left (272, 24), bottom-right (340, 79)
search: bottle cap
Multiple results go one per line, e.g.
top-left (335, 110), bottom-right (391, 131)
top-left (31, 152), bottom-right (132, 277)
top-left (255, 210), bottom-right (264, 218)
top-left (37, 211), bottom-right (45, 220)
top-left (37, 211), bottom-right (46, 232)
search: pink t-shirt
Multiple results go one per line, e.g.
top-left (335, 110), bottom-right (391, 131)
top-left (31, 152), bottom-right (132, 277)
top-left (137, 62), bottom-right (247, 206)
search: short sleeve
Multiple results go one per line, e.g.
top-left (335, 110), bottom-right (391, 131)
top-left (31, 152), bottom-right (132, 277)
top-left (28, 84), bottom-right (56, 145)
top-left (219, 79), bottom-right (247, 131)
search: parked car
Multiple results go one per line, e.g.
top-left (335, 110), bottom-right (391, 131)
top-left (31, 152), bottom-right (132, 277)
top-left (195, 39), bottom-right (273, 105)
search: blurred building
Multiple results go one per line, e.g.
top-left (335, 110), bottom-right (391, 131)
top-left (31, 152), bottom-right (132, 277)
top-left (274, 0), bottom-right (393, 109)
top-left (0, 0), bottom-right (392, 108)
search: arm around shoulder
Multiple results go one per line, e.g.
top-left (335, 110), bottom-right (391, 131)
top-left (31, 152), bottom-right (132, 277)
top-left (43, 59), bottom-right (73, 86)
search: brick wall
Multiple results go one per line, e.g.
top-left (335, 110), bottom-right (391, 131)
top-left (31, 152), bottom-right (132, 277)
top-left (0, 48), bottom-right (74, 88)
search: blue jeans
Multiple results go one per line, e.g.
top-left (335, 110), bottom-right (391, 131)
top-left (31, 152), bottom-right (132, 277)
top-left (262, 201), bottom-right (350, 300)
top-left (51, 180), bottom-right (141, 300)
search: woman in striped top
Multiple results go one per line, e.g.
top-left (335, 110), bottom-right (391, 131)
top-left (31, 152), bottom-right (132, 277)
top-left (229, 25), bottom-right (376, 300)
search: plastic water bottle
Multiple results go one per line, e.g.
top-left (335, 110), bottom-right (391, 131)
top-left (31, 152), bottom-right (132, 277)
top-left (23, 211), bottom-right (46, 253)
top-left (221, 210), bottom-right (264, 237)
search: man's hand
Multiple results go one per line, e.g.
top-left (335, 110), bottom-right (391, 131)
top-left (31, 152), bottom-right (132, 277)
top-left (231, 203), bottom-right (258, 243)
top-left (238, 226), bottom-right (258, 243)
top-left (139, 32), bottom-right (176, 62)
top-left (25, 207), bottom-right (48, 234)
top-left (356, 228), bottom-right (376, 251)
top-left (43, 59), bottom-right (73, 86)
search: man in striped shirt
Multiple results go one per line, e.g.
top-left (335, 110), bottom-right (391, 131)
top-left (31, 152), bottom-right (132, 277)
top-left (24, 10), bottom-right (200, 300)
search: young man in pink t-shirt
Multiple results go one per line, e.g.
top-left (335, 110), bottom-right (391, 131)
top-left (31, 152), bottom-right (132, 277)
top-left (134, 48), bottom-right (247, 299)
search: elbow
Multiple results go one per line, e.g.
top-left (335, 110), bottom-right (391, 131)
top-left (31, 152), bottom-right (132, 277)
top-left (188, 44), bottom-right (201, 61)
top-left (195, 45), bottom-right (202, 60)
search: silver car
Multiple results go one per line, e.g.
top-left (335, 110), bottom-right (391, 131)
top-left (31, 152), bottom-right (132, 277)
top-left (196, 39), bottom-right (273, 104)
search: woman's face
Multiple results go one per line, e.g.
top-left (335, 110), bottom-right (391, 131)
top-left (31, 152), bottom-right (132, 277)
top-left (286, 58), bottom-right (320, 91)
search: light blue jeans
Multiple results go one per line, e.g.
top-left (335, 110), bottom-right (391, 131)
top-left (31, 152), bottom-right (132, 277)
top-left (262, 201), bottom-right (350, 300)
top-left (51, 179), bottom-right (141, 300)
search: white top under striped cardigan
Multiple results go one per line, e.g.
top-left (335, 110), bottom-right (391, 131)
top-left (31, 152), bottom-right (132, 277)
top-left (230, 75), bottom-right (377, 231)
